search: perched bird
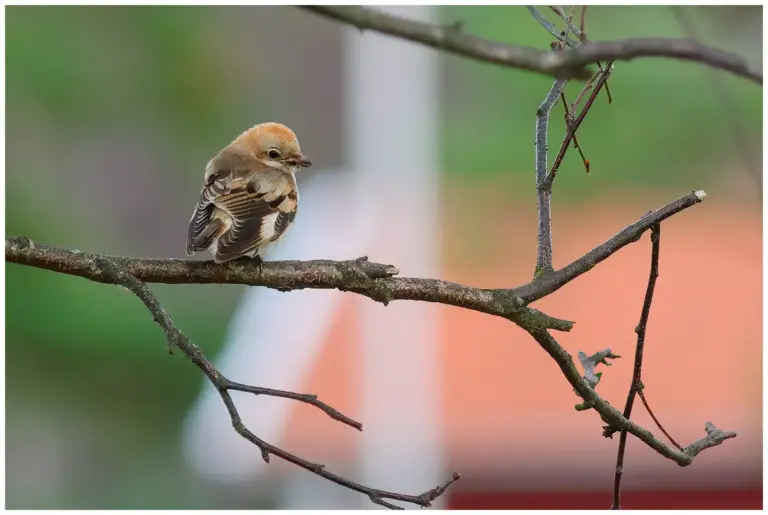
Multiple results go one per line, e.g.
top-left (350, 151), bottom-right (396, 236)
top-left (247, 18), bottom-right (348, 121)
top-left (186, 122), bottom-right (312, 263)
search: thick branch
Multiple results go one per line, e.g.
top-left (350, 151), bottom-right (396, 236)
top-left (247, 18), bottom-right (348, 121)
top-left (5, 191), bottom-right (705, 332)
top-left (301, 6), bottom-right (761, 84)
top-left (47, 255), bottom-right (459, 509)
top-left (5, 240), bottom-right (577, 332)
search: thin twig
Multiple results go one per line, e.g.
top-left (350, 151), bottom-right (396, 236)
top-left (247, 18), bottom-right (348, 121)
top-left (579, 6), bottom-right (588, 40)
top-left (611, 224), bottom-right (661, 510)
top-left (683, 421), bottom-right (737, 458)
top-left (550, 4), bottom-right (585, 42)
top-left (600, 64), bottom-right (614, 103)
top-left (543, 5), bottom-right (603, 181)
top-left (224, 381), bottom-right (362, 430)
top-left (562, 5), bottom-right (577, 45)
top-left (571, 68), bottom-right (601, 111)
top-left (638, 389), bottom-right (683, 450)
top-left (527, 6), bottom-right (580, 47)
top-left (525, 325), bottom-right (735, 467)
top-left (50, 255), bottom-right (460, 509)
top-left (301, 6), bottom-right (762, 84)
top-left (535, 78), bottom-right (568, 275)
top-left (561, 90), bottom-right (591, 173)
top-left (543, 61), bottom-right (614, 189)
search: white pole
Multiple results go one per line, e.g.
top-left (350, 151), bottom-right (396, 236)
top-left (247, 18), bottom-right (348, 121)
top-left (181, 170), bottom-right (366, 488)
top-left (182, 6), bottom-right (443, 509)
top-left (346, 6), bottom-right (444, 509)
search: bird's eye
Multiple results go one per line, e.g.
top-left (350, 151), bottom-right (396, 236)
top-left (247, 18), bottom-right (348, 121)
top-left (268, 149), bottom-right (281, 159)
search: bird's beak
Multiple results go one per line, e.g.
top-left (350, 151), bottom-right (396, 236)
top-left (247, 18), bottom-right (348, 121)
top-left (288, 153), bottom-right (312, 168)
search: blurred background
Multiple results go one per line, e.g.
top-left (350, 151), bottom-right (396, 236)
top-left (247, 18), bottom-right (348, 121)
top-left (6, 5), bottom-right (762, 509)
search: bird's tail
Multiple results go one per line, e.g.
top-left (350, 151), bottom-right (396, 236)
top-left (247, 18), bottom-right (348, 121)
top-left (187, 218), bottom-right (224, 255)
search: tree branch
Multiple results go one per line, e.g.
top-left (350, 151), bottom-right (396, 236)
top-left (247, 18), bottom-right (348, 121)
top-left (2, 185), bottom-right (724, 466)
top-left (0, 188), bottom-right (694, 333)
top-left (525, 326), bottom-right (735, 467)
top-left (543, 61), bottom-right (614, 189)
top-left (5, 191), bottom-right (705, 332)
top-left (3, 188), bottom-right (723, 493)
top-left (683, 421), bottom-right (738, 458)
top-left (300, 6), bottom-right (762, 84)
top-left (512, 190), bottom-right (706, 304)
top-left (549, 5), bottom-right (586, 43)
top-left (35, 253), bottom-right (460, 509)
top-left (526, 6), bottom-right (580, 47)
top-left (637, 388), bottom-right (683, 450)
top-left (5, 239), bottom-right (573, 332)
top-left (611, 224), bottom-right (661, 509)
top-left (535, 78), bottom-right (568, 275)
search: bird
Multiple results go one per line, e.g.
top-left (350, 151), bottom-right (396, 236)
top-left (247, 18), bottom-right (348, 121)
top-left (186, 122), bottom-right (312, 263)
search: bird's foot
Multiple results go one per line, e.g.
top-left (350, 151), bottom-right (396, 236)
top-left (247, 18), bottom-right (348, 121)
top-left (251, 254), bottom-right (264, 273)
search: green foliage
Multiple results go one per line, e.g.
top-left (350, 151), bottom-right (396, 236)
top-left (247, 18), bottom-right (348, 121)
top-left (439, 6), bottom-right (761, 197)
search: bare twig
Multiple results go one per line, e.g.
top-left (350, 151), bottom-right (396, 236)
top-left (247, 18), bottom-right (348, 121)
top-left (543, 61), bottom-right (614, 189)
top-left (579, 6), bottom-right (588, 40)
top-left (535, 79), bottom-right (568, 275)
top-left (549, 5), bottom-right (586, 42)
top-left (638, 389), bottom-right (683, 450)
top-left (562, 6), bottom-right (577, 45)
top-left (611, 224), bottom-right (661, 510)
top-left (549, 7), bottom-right (566, 18)
top-left (574, 348), bottom-right (621, 410)
top-left (571, 68), bottom-right (602, 111)
top-left (600, 63), bottom-right (614, 104)
top-left (527, 6), bottom-right (581, 47)
top-left (683, 421), bottom-right (737, 458)
top-left (301, 6), bottom-right (762, 84)
top-left (530, 7), bottom-right (608, 189)
top-left (579, 348), bottom-right (621, 389)
top-left (33, 254), bottom-right (459, 509)
top-left (561, 90), bottom-right (591, 173)
top-left (525, 326), bottom-right (735, 467)
top-left (512, 190), bottom-right (706, 305)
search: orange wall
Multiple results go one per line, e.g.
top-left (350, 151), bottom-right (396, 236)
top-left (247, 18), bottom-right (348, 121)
top-left (277, 189), bottom-right (761, 504)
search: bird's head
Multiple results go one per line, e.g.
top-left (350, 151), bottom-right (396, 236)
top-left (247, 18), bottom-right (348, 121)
top-left (240, 122), bottom-right (312, 173)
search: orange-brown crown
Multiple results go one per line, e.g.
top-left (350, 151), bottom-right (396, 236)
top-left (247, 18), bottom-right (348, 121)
top-left (227, 122), bottom-right (311, 170)
top-left (235, 122), bottom-right (300, 158)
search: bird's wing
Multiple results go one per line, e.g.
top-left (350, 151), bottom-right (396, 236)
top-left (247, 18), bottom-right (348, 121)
top-left (186, 149), bottom-right (249, 254)
top-left (213, 178), bottom-right (298, 262)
